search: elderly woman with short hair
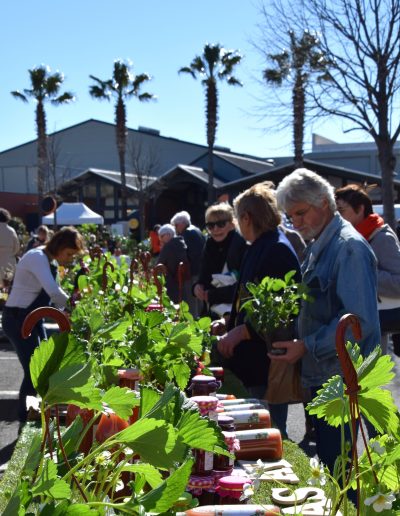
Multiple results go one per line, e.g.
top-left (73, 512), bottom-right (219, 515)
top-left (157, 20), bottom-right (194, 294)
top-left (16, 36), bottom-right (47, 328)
top-left (217, 183), bottom-right (301, 436)
top-left (157, 224), bottom-right (191, 304)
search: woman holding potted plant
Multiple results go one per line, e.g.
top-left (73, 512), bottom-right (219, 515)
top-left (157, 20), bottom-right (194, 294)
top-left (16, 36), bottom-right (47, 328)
top-left (216, 182), bottom-right (301, 436)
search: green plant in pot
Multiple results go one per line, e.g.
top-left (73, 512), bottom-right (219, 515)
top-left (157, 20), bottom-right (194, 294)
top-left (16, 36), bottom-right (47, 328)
top-left (241, 270), bottom-right (310, 355)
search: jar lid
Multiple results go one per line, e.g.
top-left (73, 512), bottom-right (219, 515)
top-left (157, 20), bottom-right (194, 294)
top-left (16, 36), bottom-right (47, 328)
top-left (217, 475), bottom-right (252, 490)
top-left (190, 395), bottom-right (219, 410)
top-left (217, 414), bottom-right (234, 424)
top-left (191, 374), bottom-right (218, 384)
top-left (117, 368), bottom-right (142, 379)
top-left (188, 474), bottom-right (214, 489)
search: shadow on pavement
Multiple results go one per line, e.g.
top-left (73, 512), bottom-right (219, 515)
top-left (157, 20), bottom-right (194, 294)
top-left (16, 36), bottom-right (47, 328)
top-left (0, 438), bottom-right (18, 466)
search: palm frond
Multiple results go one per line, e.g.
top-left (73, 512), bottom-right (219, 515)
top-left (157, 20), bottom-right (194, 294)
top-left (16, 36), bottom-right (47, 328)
top-left (10, 90), bottom-right (28, 102)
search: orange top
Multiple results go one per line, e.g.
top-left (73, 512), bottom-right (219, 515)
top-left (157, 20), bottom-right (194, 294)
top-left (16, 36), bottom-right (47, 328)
top-left (149, 230), bottom-right (161, 254)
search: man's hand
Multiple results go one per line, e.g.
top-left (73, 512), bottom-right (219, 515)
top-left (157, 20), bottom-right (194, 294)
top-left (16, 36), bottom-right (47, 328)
top-left (268, 339), bottom-right (306, 364)
top-left (217, 324), bottom-right (249, 358)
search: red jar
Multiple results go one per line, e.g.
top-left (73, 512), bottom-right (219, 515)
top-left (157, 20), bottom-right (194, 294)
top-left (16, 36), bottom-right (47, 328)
top-left (188, 375), bottom-right (220, 396)
top-left (187, 474), bottom-right (215, 505)
top-left (208, 367), bottom-right (224, 384)
top-left (190, 396), bottom-right (219, 475)
top-left (216, 475), bottom-right (252, 504)
top-left (213, 427), bottom-right (238, 471)
top-left (217, 414), bottom-right (235, 432)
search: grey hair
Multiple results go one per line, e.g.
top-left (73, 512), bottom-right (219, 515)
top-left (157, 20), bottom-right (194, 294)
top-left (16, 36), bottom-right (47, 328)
top-left (276, 168), bottom-right (336, 212)
top-left (158, 224), bottom-right (176, 238)
top-left (170, 210), bottom-right (191, 226)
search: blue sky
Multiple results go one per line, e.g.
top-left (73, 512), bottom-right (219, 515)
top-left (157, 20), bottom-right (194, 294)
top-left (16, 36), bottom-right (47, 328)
top-left (1, 0), bottom-right (369, 158)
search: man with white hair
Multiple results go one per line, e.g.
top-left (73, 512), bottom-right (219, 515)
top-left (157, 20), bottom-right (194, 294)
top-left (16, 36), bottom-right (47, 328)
top-left (272, 168), bottom-right (380, 473)
top-left (170, 211), bottom-right (205, 316)
top-left (157, 224), bottom-right (190, 304)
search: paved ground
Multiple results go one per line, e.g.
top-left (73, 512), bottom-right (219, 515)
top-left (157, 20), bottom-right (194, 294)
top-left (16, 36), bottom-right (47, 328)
top-left (0, 311), bottom-right (399, 475)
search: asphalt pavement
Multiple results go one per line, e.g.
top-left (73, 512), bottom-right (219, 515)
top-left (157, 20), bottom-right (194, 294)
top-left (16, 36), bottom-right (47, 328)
top-left (0, 312), bottom-right (399, 475)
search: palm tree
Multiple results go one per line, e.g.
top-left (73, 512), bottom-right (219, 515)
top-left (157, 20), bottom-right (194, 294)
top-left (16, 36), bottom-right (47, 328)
top-left (263, 30), bottom-right (330, 168)
top-left (89, 59), bottom-right (155, 219)
top-left (11, 65), bottom-right (74, 207)
top-left (179, 44), bottom-right (242, 205)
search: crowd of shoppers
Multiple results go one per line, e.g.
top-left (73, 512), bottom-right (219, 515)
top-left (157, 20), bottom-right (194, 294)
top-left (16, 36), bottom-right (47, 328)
top-left (1, 166), bottom-right (397, 477)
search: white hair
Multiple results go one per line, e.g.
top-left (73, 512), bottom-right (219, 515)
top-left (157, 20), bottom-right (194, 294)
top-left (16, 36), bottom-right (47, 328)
top-left (170, 210), bottom-right (191, 226)
top-left (276, 168), bottom-right (336, 212)
top-left (158, 224), bottom-right (176, 238)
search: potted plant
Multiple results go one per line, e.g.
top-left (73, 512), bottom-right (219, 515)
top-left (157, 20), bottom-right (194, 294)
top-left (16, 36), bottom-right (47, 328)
top-left (241, 270), bottom-right (310, 355)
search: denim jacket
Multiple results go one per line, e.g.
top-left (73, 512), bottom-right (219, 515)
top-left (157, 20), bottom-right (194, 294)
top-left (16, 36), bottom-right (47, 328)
top-left (298, 213), bottom-right (381, 388)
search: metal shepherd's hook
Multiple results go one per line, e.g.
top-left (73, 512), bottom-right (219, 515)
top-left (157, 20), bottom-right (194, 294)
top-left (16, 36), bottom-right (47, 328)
top-left (152, 263), bottom-right (167, 308)
top-left (102, 260), bottom-right (115, 291)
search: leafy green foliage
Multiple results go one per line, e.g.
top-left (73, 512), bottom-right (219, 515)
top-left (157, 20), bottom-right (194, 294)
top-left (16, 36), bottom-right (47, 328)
top-left (101, 385), bottom-right (139, 421)
top-left (242, 270), bottom-right (310, 334)
top-left (31, 459), bottom-right (71, 499)
top-left (137, 458), bottom-right (194, 513)
top-left (308, 342), bottom-right (400, 437)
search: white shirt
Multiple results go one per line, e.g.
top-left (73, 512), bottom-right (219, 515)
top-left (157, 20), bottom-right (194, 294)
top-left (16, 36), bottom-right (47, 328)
top-left (6, 247), bottom-right (69, 309)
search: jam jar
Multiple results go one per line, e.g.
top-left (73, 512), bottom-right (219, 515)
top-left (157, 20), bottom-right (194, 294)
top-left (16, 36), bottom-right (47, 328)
top-left (215, 475), bottom-right (253, 504)
top-left (190, 396), bottom-right (219, 475)
top-left (188, 375), bottom-right (220, 396)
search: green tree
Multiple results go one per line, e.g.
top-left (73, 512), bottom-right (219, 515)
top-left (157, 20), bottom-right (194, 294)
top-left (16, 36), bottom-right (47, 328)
top-left (179, 44), bottom-right (242, 205)
top-left (11, 65), bottom-right (74, 208)
top-left (264, 29), bottom-right (330, 168)
top-left (89, 59), bottom-right (155, 220)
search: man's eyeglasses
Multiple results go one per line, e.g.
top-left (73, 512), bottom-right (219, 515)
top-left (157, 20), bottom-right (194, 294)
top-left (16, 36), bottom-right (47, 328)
top-left (286, 205), bottom-right (313, 225)
top-left (205, 220), bottom-right (229, 230)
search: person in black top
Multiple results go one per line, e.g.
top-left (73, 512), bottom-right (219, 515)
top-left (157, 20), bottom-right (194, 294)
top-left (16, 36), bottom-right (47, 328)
top-left (171, 211), bottom-right (205, 317)
top-left (157, 224), bottom-right (191, 304)
top-left (217, 183), bottom-right (301, 436)
top-left (193, 202), bottom-right (247, 319)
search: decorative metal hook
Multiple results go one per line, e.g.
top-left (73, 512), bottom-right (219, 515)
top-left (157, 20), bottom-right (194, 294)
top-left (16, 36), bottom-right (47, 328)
top-left (102, 260), bottom-right (115, 291)
top-left (22, 306), bottom-right (71, 338)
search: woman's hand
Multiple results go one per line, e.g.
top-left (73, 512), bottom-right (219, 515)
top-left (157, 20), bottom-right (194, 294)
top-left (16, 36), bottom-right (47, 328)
top-left (194, 284), bottom-right (208, 301)
top-left (217, 324), bottom-right (249, 358)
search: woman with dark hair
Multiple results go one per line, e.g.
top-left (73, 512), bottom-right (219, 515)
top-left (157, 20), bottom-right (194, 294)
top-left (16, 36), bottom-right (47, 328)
top-left (335, 184), bottom-right (400, 353)
top-left (216, 183), bottom-right (301, 436)
top-left (0, 207), bottom-right (20, 288)
top-left (2, 226), bottom-right (85, 422)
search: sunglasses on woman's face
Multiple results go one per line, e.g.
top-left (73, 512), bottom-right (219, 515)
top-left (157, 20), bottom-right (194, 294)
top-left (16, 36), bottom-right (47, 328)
top-left (206, 220), bottom-right (229, 230)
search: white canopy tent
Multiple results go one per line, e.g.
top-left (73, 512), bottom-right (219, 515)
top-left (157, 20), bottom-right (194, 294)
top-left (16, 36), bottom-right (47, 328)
top-left (42, 202), bottom-right (104, 225)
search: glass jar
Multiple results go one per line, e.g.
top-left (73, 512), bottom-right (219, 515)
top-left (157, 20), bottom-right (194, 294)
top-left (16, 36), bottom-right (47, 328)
top-left (190, 396), bottom-right (219, 475)
top-left (234, 428), bottom-right (283, 461)
top-left (117, 368), bottom-right (142, 390)
top-left (224, 409), bottom-right (271, 431)
top-left (217, 414), bottom-right (235, 432)
top-left (190, 395), bottom-right (219, 421)
top-left (187, 474), bottom-right (215, 505)
top-left (215, 475), bottom-right (252, 504)
top-left (95, 413), bottom-right (129, 444)
top-left (208, 367), bottom-right (224, 384)
top-left (188, 375), bottom-right (220, 397)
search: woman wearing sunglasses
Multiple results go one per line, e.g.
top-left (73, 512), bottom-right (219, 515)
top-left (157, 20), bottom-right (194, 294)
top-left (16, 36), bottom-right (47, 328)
top-left (193, 202), bottom-right (247, 319)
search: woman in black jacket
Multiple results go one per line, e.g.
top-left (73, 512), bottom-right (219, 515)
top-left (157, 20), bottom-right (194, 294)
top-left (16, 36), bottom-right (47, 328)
top-left (193, 203), bottom-right (247, 319)
top-left (217, 183), bottom-right (301, 437)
